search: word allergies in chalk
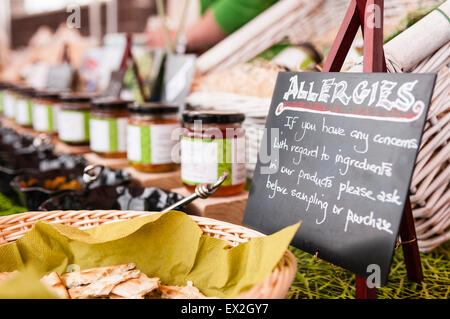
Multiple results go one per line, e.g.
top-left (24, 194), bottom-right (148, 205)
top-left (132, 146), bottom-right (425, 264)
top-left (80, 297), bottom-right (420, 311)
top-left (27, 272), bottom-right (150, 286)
top-left (283, 76), bottom-right (419, 112)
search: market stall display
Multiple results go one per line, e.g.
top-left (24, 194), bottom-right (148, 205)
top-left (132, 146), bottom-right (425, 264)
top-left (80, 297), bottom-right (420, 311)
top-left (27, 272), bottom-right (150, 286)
top-left (0, 210), bottom-right (298, 299)
top-left (0, 0), bottom-right (447, 301)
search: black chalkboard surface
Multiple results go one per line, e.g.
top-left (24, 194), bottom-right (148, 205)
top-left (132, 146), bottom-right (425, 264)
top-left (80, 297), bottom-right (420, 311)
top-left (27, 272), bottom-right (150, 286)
top-left (101, 70), bottom-right (126, 98)
top-left (243, 72), bottom-right (436, 285)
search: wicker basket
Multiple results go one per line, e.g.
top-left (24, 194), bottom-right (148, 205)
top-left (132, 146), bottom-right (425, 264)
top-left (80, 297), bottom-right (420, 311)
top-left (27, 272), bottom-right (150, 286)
top-left (0, 210), bottom-right (298, 299)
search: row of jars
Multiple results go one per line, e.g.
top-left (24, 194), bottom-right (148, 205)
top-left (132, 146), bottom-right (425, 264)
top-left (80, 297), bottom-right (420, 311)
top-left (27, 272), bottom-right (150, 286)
top-left (0, 82), bottom-right (247, 196)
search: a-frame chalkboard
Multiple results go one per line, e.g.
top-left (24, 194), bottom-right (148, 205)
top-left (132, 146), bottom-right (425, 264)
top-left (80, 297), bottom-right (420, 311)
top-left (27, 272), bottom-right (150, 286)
top-left (243, 0), bottom-right (435, 298)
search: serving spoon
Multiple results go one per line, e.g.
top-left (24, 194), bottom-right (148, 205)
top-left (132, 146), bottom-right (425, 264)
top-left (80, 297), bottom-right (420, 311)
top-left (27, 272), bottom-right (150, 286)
top-left (162, 172), bottom-right (229, 213)
top-left (82, 165), bottom-right (229, 213)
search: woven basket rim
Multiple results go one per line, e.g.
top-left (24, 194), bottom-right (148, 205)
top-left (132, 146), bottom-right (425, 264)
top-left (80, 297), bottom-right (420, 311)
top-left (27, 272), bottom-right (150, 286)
top-left (0, 210), bottom-right (297, 299)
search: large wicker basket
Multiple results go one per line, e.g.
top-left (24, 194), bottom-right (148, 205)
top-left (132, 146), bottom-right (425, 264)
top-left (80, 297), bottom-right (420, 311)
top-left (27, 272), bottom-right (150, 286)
top-left (0, 210), bottom-right (298, 299)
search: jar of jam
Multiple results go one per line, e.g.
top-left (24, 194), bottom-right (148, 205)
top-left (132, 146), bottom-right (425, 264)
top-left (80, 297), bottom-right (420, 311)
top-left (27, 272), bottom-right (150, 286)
top-left (127, 103), bottom-right (180, 173)
top-left (0, 82), bottom-right (6, 114)
top-left (2, 83), bottom-right (17, 119)
top-left (181, 111), bottom-right (247, 197)
top-left (89, 98), bottom-right (130, 158)
top-left (32, 90), bottom-right (61, 133)
top-left (15, 86), bottom-right (35, 127)
top-left (58, 92), bottom-right (93, 145)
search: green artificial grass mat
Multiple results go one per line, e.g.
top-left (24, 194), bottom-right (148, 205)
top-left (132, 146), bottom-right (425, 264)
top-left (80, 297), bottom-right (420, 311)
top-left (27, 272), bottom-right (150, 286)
top-left (288, 242), bottom-right (449, 299)
top-left (0, 192), bottom-right (27, 216)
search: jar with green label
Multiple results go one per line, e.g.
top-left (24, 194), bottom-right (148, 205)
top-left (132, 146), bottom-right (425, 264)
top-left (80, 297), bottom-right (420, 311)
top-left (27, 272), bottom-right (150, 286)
top-left (181, 111), bottom-right (246, 197)
top-left (0, 82), bottom-right (7, 114)
top-left (15, 86), bottom-right (35, 127)
top-left (58, 93), bottom-right (93, 145)
top-left (32, 90), bottom-right (61, 133)
top-left (2, 83), bottom-right (17, 119)
top-left (90, 98), bottom-right (130, 158)
top-left (127, 103), bottom-right (180, 173)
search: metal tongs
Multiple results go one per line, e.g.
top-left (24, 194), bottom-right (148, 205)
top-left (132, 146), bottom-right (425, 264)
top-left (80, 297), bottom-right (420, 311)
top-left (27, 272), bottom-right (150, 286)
top-left (82, 165), bottom-right (105, 193)
top-left (81, 166), bottom-right (228, 212)
top-left (162, 172), bottom-right (229, 213)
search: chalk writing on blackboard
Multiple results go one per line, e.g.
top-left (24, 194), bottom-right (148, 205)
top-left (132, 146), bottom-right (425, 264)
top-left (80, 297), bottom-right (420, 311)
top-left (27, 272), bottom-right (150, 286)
top-left (243, 72), bottom-right (436, 285)
top-left (277, 76), bottom-right (425, 122)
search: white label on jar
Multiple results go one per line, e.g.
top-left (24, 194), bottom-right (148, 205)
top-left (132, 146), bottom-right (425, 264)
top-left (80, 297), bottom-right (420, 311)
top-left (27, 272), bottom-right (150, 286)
top-left (32, 103), bottom-right (54, 132)
top-left (150, 124), bottom-right (179, 164)
top-left (58, 110), bottom-right (90, 142)
top-left (16, 99), bottom-right (32, 125)
top-left (53, 105), bottom-right (60, 131)
top-left (3, 94), bottom-right (16, 118)
top-left (181, 138), bottom-right (218, 184)
top-left (127, 123), bottom-right (180, 164)
top-left (181, 137), bottom-right (246, 185)
top-left (90, 117), bottom-right (127, 153)
top-left (127, 125), bottom-right (142, 162)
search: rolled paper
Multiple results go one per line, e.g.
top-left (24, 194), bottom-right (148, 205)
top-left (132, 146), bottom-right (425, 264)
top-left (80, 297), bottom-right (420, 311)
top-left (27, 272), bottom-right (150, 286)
top-left (384, 1), bottom-right (450, 72)
top-left (348, 1), bottom-right (450, 73)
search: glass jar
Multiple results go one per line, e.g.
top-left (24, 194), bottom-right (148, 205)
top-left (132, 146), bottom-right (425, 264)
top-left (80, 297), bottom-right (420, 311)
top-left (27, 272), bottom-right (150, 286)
top-left (127, 103), bottom-right (180, 173)
top-left (57, 92), bottom-right (94, 145)
top-left (2, 83), bottom-right (18, 119)
top-left (15, 86), bottom-right (35, 127)
top-left (32, 90), bottom-right (61, 133)
top-left (89, 98), bottom-right (130, 158)
top-left (181, 111), bottom-right (246, 197)
top-left (0, 82), bottom-right (6, 114)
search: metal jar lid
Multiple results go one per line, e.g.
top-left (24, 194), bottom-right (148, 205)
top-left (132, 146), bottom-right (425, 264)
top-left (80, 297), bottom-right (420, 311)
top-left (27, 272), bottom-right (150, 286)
top-left (128, 102), bottom-right (179, 115)
top-left (182, 110), bottom-right (245, 124)
top-left (91, 97), bottom-right (132, 110)
top-left (59, 92), bottom-right (97, 103)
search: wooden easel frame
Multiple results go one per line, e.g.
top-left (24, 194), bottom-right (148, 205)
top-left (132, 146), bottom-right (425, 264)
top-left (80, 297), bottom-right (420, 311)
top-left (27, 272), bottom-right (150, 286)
top-left (322, 0), bottom-right (423, 299)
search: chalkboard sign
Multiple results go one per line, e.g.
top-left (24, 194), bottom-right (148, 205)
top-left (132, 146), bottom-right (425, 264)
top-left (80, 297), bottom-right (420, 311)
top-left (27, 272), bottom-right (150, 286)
top-left (243, 72), bottom-right (436, 285)
top-left (101, 70), bottom-right (126, 98)
top-left (46, 63), bottom-right (74, 90)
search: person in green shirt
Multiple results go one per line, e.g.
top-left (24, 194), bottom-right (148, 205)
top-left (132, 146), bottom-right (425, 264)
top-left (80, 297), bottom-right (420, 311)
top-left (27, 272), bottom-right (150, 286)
top-left (147, 0), bottom-right (279, 52)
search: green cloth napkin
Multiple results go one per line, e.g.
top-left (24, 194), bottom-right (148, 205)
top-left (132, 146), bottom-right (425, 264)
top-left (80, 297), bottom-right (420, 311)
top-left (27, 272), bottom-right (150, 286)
top-left (0, 211), bottom-right (300, 298)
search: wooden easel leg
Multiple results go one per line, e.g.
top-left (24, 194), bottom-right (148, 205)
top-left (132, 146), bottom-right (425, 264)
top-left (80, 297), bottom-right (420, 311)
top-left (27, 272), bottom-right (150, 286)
top-left (322, 0), bottom-right (361, 72)
top-left (355, 275), bottom-right (377, 299)
top-left (399, 197), bottom-right (424, 282)
top-left (363, 0), bottom-right (386, 72)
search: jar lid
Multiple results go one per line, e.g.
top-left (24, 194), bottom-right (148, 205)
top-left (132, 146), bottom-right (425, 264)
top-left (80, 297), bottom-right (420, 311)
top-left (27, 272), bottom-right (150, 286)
top-left (128, 102), bottom-right (179, 114)
top-left (17, 86), bottom-right (36, 97)
top-left (59, 92), bottom-right (96, 103)
top-left (182, 111), bottom-right (245, 124)
top-left (92, 98), bottom-right (131, 110)
top-left (4, 83), bottom-right (17, 91)
top-left (35, 89), bottom-right (63, 99)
